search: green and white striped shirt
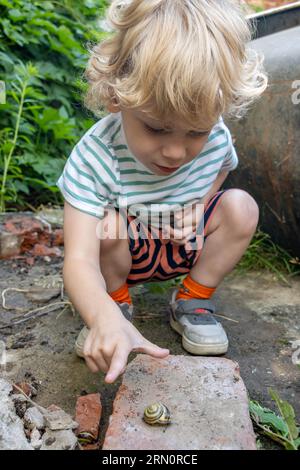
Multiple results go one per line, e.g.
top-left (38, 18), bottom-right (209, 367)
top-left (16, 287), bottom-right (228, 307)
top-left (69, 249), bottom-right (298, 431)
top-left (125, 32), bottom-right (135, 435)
top-left (56, 112), bottom-right (238, 228)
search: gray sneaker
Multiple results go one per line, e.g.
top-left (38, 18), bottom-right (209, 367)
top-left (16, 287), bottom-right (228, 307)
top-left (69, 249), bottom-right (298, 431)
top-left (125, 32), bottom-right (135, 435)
top-left (169, 290), bottom-right (228, 355)
top-left (75, 302), bottom-right (134, 358)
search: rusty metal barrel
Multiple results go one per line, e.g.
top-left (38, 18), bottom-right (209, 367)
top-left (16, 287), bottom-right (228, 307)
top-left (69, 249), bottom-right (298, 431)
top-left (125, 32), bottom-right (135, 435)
top-left (225, 3), bottom-right (300, 256)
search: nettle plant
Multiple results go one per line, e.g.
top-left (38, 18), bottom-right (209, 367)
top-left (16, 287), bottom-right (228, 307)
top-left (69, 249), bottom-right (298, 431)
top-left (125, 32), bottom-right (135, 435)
top-left (0, 0), bottom-right (109, 212)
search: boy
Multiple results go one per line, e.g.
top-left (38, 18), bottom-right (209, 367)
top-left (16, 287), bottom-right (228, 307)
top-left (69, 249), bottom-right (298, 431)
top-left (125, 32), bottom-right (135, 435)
top-left (57, 0), bottom-right (267, 384)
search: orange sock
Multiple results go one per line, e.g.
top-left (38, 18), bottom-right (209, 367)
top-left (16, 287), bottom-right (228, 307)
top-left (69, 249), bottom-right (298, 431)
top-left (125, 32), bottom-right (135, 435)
top-left (109, 283), bottom-right (132, 304)
top-left (176, 274), bottom-right (216, 301)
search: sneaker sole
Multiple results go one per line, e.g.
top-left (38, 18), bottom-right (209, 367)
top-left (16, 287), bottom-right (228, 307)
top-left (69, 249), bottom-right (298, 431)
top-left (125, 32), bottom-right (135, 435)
top-left (169, 310), bottom-right (228, 356)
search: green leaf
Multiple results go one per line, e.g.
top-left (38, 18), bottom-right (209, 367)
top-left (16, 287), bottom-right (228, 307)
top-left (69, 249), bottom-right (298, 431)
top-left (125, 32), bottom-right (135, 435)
top-left (14, 180), bottom-right (30, 195)
top-left (269, 389), bottom-right (299, 441)
top-left (249, 400), bottom-right (288, 435)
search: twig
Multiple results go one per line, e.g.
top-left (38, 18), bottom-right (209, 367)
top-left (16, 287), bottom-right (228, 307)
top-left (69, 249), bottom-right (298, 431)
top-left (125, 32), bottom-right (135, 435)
top-left (2, 287), bottom-right (31, 312)
top-left (214, 313), bottom-right (239, 323)
top-left (134, 312), bottom-right (238, 322)
top-left (22, 301), bottom-right (70, 318)
top-left (134, 314), bottom-right (163, 319)
top-left (0, 301), bottom-right (75, 329)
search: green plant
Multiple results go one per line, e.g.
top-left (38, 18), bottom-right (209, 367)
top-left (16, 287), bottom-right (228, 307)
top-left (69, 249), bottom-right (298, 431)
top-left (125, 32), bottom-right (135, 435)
top-left (145, 276), bottom-right (185, 296)
top-left (250, 389), bottom-right (300, 450)
top-left (0, 0), bottom-right (109, 212)
top-left (235, 229), bottom-right (300, 283)
top-left (0, 62), bottom-right (40, 211)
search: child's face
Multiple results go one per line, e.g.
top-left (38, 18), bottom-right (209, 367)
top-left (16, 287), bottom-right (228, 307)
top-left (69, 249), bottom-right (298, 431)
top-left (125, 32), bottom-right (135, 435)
top-left (120, 108), bottom-right (212, 176)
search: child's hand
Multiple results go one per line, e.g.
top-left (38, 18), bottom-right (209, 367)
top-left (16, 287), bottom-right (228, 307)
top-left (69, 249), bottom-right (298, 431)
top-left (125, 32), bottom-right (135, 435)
top-left (163, 202), bottom-right (204, 246)
top-left (82, 305), bottom-right (169, 383)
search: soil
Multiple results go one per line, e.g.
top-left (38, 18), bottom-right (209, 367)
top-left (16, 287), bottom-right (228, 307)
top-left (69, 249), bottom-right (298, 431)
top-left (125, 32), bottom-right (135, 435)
top-left (0, 255), bottom-right (299, 449)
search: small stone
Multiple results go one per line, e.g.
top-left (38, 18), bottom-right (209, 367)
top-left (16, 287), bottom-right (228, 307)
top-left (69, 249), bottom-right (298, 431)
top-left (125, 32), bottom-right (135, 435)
top-left (44, 409), bottom-right (78, 431)
top-left (24, 407), bottom-right (45, 430)
top-left (0, 232), bottom-right (21, 258)
top-left (30, 428), bottom-right (42, 450)
top-left (41, 429), bottom-right (78, 450)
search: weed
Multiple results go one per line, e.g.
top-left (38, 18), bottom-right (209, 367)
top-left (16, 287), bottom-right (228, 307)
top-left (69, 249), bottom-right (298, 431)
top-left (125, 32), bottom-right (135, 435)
top-left (250, 389), bottom-right (300, 450)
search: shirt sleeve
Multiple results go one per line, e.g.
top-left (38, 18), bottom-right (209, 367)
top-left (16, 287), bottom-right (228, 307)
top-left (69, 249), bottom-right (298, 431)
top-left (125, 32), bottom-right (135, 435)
top-left (56, 135), bottom-right (117, 219)
top-left (220, 125), bottom-right (239, 172)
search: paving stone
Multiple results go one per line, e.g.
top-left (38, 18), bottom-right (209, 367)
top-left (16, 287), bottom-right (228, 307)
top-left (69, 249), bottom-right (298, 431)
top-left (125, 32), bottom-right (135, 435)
top-left (103, 355), bottom-right (256, 450)
top-left (41, 429), bottom-right (77, 450)
top-left (75, 393), bottom-right (102, 442)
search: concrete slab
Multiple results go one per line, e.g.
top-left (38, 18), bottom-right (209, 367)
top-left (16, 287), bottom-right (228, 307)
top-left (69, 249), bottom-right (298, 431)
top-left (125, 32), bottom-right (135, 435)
top-left (102, 354), bottom-right (256, 450)
top-left (0, 379), bottom-right (33, 450)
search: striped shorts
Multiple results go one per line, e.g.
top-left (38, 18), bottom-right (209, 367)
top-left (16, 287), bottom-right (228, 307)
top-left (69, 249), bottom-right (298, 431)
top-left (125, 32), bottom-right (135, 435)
top-left (116, 190), bottom-right (227, 286)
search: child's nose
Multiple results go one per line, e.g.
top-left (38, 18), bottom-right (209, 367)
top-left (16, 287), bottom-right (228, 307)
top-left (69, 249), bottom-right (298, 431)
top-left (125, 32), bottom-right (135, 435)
top-left (161, 141), bottom-right (187, 162)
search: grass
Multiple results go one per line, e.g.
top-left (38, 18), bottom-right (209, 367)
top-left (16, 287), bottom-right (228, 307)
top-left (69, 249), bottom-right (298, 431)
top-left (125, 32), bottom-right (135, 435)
top-left (234, 229), bottom-right (300, 285)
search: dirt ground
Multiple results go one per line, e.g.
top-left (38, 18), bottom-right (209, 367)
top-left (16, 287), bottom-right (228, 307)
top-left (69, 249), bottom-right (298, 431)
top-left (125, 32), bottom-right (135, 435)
top-left (0, 255), bottom-right (299, 448)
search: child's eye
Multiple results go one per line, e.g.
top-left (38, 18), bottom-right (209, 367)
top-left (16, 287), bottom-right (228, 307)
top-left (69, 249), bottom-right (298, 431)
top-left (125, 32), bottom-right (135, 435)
top-left (188, 131), bottom-right (209, 138)
top-left (144, 124), bottom-right (168, 135)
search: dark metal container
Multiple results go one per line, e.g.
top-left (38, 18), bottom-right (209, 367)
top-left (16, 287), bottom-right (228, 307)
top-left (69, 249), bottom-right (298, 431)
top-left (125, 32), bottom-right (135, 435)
top-left (225, 3), bottom-right (300, 256)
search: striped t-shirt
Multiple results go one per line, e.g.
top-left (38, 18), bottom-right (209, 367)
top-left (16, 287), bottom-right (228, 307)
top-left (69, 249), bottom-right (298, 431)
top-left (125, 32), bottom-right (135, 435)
top-left (56, 112), bottom-right (238, 228)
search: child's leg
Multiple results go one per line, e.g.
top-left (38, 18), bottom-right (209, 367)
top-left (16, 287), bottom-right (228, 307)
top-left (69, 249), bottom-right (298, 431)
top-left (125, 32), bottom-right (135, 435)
top-left (188, 188), bottom-right (259, 289)
top-left (170, 188), bottom-right (259, 355)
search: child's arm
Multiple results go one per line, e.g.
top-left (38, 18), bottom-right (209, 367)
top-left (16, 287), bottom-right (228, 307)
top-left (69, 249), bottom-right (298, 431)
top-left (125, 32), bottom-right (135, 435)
top-left (63, 201), bottom-right (169, 383)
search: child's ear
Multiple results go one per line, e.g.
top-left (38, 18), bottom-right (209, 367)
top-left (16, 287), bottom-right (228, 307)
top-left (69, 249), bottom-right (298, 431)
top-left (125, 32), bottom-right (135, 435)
top-left (107, 100), bottom-right (121, 114)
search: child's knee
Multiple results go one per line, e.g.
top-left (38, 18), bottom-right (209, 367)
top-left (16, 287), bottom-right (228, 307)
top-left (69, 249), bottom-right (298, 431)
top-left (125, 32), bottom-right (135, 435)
top-left (221, 189), bottom-right (259, 236)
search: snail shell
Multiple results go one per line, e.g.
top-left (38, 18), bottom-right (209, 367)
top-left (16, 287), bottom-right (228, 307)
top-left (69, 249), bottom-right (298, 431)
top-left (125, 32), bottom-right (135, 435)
top-left (143, 402), bottom-right (171, 425)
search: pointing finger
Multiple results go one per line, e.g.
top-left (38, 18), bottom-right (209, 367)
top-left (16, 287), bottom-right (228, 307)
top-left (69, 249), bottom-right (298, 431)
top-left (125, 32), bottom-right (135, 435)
top-left (105, 345), bottom-right (130, 384)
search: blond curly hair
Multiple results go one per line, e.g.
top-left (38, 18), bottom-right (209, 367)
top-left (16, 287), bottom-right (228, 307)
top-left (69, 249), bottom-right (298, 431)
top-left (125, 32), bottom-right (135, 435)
top-left (84, 0), bottom-right (267, 129)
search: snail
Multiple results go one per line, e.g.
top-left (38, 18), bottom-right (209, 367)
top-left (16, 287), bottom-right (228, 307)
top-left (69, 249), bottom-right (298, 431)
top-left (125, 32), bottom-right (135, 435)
top-left (143, 402), bottom-right (171, 425)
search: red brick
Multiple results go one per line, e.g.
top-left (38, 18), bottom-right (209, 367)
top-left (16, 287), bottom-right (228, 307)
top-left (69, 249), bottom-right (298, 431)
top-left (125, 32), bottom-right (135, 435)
top-left (4, 216), bottom-right (43, 236)
top-left (75, 394), bottom-right (102, 442)
top-left (103, 355), bottom-right (257, 450)
top-left (1, 213), bottom-right (63, 259)
top-left (31, 244), bottom-right (62, 257)
top-left (52, 229), bottom-right (64, 246)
